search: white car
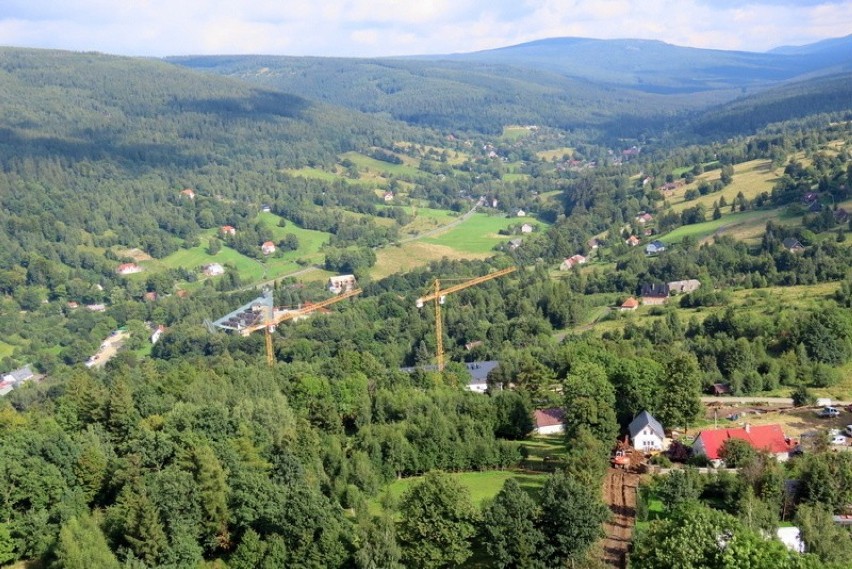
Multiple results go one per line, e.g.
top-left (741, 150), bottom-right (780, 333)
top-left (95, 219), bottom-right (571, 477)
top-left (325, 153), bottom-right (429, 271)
top-left (831, 435), bottom-right (848, 446)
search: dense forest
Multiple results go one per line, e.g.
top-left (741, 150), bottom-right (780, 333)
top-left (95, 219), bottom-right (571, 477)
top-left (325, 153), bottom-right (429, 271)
top-left (0, 44), bottom-right (852, 568)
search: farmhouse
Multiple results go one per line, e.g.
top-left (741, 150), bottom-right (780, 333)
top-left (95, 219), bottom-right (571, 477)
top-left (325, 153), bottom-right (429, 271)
top-left (628, 411), bottom-right (665, 452)
top-left (116, 263), bottom-right (142, 275)
top-left (204, 263), bottom-right (225, 276)
top-left (507, 238), bottom-right (523, 251)
top-left (645, 240), bottom-right (666, 256)
top-left (667, 279), bottom-right (701, 294)
top-left (180, 188), bottom-right (195, 199)
top-left (625, 235), bottom-right (640, 247)
top-left (514, 209), bottom-right (527, 217)
top-left (641, 283), bottom-right (669, 305)
top-left (693, 424), bottom-right (794, 464)
top-left (328, 274), bottom-right (358, 294)
top-left (620, 297), bottom-right (639, 311)
top-left (261, 241), bottom-right (276, 255)
top-left (220, 225), bottom-right (236, 236)
top-left (560, 254), bottom-right (587, 271)
top-left (533, 408), bottom-right (565, 435)
top-left (150, 325), bottom-right (165, 344)
top-left (782, 238), bottom-right (804, 253)
top-left (520, 223), bottom-right (534, 234)
top-left (636, 212), bottom-right (653, 224)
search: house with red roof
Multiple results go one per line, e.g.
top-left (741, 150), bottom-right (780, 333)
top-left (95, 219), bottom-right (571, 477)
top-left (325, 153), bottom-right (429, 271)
top-left (620, 297), bottom-right (639, 311)
top-left (116, 263), bottom-right (142, 275)
top-left (533, 408), bottom-right (565, 435)
top-left (221, 225), bottom-right (236, 236)
top-left (261, 241), bottom-right (276, 255)
top-left (693, 424), bottom-right (794, 465)
top-left (180, 188), bottom-right (195, 199)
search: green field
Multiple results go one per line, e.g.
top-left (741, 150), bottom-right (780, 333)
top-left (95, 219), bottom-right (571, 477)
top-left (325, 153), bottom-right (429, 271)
top-left (149, 213), bottom-right (332, 285)
top-left (667, 159), bottom-right (779, 215)
top-left (0, 341), bottom-right (15, 359)
top-left (501, 125), bottom-right (535, 141)
top-left (283, 166), bottom-right (342, 181)
top-left (368, 469), bottom-right (548, 516)
top-left (341, 151), bottom-right (422, 178)
top-left (423, 214), bottom-right (544, 254)
top-left (658, 209), bottom-right (780, 244)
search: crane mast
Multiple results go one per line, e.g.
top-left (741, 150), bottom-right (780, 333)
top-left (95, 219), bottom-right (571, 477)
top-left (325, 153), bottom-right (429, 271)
top-left (415, 267), bottom-right (516, 371)
top-left (261, 288), bottom-right (362, 366)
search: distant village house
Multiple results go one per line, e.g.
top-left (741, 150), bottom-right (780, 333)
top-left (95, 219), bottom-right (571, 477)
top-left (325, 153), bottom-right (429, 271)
top-left (261, 241), bottom-right (276, 255)
top-left (221, 225), bottom-right (236, 236)
top-left (533, 408), bottom-right (566, 435)
top-left (620, 297), bottom-right (639, 311)
top-left (204, 263), bottom-right (225, 276)
top-left (625, 235), bottom-right (641, 247)
top-left (667, 279), bottom-right (701, 294)
top-left (116, 263), bottom-right (142, 275)
top-left (328, 274), bottom-right (358, 294)
top-left (645, 240), bottom-right (666, 256)
top-left (520, 223), bottom-right (534, 234)
top-left (560, 254), bottom-right (587, 271)
top-left (180, 188), bottom-right (195, 199)
top-left (641, 283), bottom-right (669, 305)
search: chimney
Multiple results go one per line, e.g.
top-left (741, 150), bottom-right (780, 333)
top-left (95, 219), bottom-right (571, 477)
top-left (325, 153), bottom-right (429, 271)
top-left (744, 423), bottom-right (751, 433)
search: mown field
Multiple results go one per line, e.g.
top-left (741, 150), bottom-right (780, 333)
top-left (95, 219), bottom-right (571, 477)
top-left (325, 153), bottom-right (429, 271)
top-left (658, 209), bottom-right (782, 244)
top-left (144, 213), bottom-right (332, 285)
top-left (665, 159), bottom-right (779, 215)
top-left (422, 215), bottom-right (544, 254)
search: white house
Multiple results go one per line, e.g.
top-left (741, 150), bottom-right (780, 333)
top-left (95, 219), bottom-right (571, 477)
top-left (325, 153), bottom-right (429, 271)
top-left (645, 240), bottom-right (666, 256)
top-left (204, 263), bottom-right (225, 276)
top-left (515, 209), bottom-right (527, 217)
top-left (628, 411), bottom-right (665, 452)
top-left (261, 241), bottom-right (276, 255)
top-left (328, 274), bottom-right (358, 294)
top-left (667, 279), bottom-right (701, 294)
top-left (150, 325), bottom-right (165, 344)
top-left (533, 408), bottom-right (565, 435)
top-left (520, 223), bottom-right (534, 234)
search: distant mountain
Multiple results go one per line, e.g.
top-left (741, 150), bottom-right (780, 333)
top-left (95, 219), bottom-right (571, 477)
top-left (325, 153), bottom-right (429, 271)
top-left (169, 34), bottom-right (852, 140)
top-left (436, 35), bottom-right (852, 93)
top-left (768, 33), bottom-right (852, 56)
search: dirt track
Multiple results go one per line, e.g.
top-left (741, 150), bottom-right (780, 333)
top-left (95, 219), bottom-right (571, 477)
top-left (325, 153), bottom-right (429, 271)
top-left (602, 468), bottom-right (638, 569)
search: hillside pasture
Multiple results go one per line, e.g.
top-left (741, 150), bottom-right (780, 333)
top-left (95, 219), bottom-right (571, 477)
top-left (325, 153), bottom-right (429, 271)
top-left (372, 242), bottom-right (492, 279)
top-left (501, 125), bottom-right (535, 141)
top-left (283, 166), bottom-right (342, 181)
top-left (341, 150), bottom-right (422, 178)
top-left (537, 147), bottom-right (574, 161)
top-left (422, 214), bottom-right (544, 254)
top-left (666, 159), bottom-right (779, 215)
top-left (657, 209), bottom-right (773, 244)
top-left (150, 213), bottom-right (332, 284)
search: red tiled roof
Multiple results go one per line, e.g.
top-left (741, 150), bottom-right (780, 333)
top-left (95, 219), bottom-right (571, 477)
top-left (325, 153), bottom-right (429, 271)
top-left (621, 297), bottom-right (639, 309)
top-left (696, 424), bottom-right (791, 460)
top-left (534, 408), bottom-right (565, 429)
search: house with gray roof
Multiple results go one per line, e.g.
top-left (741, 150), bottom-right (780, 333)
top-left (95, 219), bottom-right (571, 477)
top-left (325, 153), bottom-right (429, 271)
top-left (628, 411), bottom-right (665, 452)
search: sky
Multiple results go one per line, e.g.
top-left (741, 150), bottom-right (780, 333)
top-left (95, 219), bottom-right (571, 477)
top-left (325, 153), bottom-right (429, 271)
top-left (0, 0), bottom-right (850, 58)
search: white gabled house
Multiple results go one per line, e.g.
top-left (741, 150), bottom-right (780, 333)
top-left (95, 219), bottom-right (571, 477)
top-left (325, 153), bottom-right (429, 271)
top-left (533, 408), bottom-right (565, 435)
top-left (628, 411), bottom-right (665, 452)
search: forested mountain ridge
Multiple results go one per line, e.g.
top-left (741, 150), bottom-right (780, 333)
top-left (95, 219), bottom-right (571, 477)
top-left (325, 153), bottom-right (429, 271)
top-left (169, 34), bottom-right (852, 139)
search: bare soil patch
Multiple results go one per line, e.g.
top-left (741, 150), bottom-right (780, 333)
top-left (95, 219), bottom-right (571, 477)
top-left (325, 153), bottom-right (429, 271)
top-left (601, 469), bottom-right (638, 569)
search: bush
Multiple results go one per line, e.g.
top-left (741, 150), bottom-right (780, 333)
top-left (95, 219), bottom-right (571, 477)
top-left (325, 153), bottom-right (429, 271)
top-left (650, 454), bottom-right (672, 468)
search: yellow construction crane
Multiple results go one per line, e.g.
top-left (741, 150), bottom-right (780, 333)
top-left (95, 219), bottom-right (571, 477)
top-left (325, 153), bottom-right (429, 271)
top-left (415, 267), bottom-right (516, 371)
top-left (258, 288), bottom-right (363, 366)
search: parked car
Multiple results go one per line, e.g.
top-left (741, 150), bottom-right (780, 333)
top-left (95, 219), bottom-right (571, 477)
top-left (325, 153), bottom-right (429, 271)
top-left (819, 406), bottom-right (840, 418)
top-left (844, 425), bottom-right (852, 437)
top-left (831, 435), bottom-right (848, 446)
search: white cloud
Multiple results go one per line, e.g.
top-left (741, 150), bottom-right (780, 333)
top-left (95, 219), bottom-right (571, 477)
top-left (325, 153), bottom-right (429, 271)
top-left (0, 0), bottom-right (849, 56)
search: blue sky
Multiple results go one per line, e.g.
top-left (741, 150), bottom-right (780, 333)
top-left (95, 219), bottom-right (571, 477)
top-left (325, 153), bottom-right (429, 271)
top-left (0, 0), bottom-right (849, 57)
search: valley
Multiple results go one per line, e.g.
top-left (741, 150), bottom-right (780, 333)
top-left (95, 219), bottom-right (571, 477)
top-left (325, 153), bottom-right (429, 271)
top-left (0, 37), bottom-right (850, 569)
